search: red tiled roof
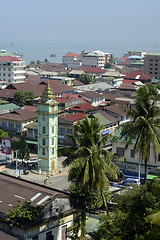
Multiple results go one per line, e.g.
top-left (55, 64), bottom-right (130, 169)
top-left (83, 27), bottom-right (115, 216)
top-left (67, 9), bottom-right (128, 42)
top-left (124, 70), bottom-right (152, 80)
top-left (123, 79), bottom-right (139, 84)
top-left (119, 57), bottom-right (127, 62)
top-left (0, 56), bottom-right (22, 62)
top-left (61, 93), bottom-right (87, 103)
top-left (0, 109), bottom-right (37, 121)
top-left (63, 52), bottom-right (82, 58)
top-left (59, 112), bottom-right (85, 122)
top-left (69, 102), bottom-right (96, 112)
top-left (85, 67), bottom-right (106, 73)
top-left (24, 105), bottom-right (38, 112)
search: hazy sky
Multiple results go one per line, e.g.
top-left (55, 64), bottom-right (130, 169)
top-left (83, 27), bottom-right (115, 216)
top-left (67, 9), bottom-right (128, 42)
top-left (1, 0), bottom-right (160, 45)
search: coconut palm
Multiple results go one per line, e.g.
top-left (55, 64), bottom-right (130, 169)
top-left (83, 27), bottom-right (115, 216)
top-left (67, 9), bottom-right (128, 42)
top-left (119, 84), bottom-right (160, 183)
top-left (63, 116), bottom-right (118, 190)
top-left (60, 116), bottom-right (119, 238)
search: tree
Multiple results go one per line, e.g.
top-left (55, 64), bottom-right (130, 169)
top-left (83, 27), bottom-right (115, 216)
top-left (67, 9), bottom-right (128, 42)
top-left (12, 136), bottom-right (30, 161)
top-left (6, 199), bottom-right (41, 229)
top-left (0, 129), bottom-right (9, 142)
top-left (79, 73), bottom-right (93, 84)
top-left (94, 178), bottom-right (160, 240)
top-left (119, 84), bottom-right (160, 183)
top-left (60, 116), bottom-right (119, 238)
top-left (13, 91), bottom-right (35, 106)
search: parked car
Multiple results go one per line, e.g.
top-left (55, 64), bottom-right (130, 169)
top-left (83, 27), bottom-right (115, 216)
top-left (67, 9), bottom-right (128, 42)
top-left (121, 178), bottom-right (140, 186)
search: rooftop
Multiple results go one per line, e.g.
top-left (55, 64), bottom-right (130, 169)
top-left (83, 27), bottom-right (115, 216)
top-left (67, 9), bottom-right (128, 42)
top-left (0, 108), bottom-right (38, 121)
top-left (0, 173), bottom-right (68, 214)
top-left (63, 52), bottom-right (82, 58)
top-left (0, 56), bottom-right (23, 62)
top-left (104, 104), bottom-right (127, 117)
top-left (59, 112), bottom-right (85, 122)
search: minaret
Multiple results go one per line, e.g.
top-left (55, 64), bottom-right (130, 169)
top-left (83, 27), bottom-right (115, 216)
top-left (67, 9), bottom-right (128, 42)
top-left (37, 81), bottom-right (59, 172)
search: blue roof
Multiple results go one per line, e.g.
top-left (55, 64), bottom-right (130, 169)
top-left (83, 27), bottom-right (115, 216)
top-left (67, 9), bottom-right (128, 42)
top-left (102, 129), bottom-right (111, 135)
top-left (128, 55), bottom-right (143, 59)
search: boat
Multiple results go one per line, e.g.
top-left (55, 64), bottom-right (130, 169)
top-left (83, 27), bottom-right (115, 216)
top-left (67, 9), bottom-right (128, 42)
top-left (50, 54), bottom-right (56, 57)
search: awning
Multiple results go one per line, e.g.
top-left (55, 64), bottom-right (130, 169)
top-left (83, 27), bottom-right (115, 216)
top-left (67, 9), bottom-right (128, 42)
top-left (26, 140), bottom-right (38, 145)
top-left (101, 130), bottom-right (111, 135)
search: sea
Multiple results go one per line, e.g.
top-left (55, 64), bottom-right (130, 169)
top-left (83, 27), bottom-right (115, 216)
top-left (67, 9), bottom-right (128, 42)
top-left (1, 40), bottom-right (160, 65)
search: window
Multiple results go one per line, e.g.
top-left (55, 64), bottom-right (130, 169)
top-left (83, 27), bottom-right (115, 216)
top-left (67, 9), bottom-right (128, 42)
top-left (150, 72), bottom-right (152, 74)
top-left (52, 126), bottom-right (54, 133)
top-left (42, 148), bottom-right (45, 155)
top-left (52, 138), bottom-right (54, 145)
top-left (155, 64), bottom-right (158, 66)
top-left (67, 128), bottom-right (72, 135)
top-left (9, 121), bottom-right (14, 129)
top-left (116, 147), bottom-right (124, 156)
top-left (8, 74), bottom-right (10, 77)
top-left (155, 68), bottom-right (158, 70)
top-left (59, 127), bottom-right (65, 136)
top-left (52, 148), bottom-right (54, 155)
top-left (2, 120), bottom-right (7, 128)
top-left (46, 231), bottom-right (54, 240)
top-left (42, 138), bottom-right (45, 145)
top-left (3, 73), bottom-right (5, 76)
top-left (155, 59), bottom-right (158, 62)
top-left (15, 122), bottom-right (21, 131)
top-left (42, 126), bottom-right (46, 134)
top-left (130, 149), bottom-right (135, 158)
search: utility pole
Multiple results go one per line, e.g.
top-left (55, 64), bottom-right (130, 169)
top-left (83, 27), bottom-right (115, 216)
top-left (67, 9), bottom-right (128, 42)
top-left (15, 150), bottom-right (19, 177)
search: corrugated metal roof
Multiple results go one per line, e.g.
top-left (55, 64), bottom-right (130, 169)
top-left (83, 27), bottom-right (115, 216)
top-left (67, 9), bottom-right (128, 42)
top-left (93, 112), bottom-right (111, 125)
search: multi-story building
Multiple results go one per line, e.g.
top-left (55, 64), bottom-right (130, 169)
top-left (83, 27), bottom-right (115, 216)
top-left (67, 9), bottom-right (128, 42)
top-left (82, 52), bottom-right (106, 69)
top-left (62, 52), bottom-right (82, 69)
top-left (0, 56), bottom-right (26, 84)
top-left (124, 50), bottom-right (146, 58)
top-left (144, 53), bottom-right (160, 79)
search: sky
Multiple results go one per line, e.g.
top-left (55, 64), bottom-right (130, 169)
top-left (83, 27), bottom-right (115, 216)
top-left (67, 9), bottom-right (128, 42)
top-left (1, 0), bottom-right (160, 45)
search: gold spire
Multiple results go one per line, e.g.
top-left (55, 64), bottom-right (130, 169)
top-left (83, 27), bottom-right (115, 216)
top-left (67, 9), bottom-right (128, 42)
top-left (41, 81), bottom-right (54, 100)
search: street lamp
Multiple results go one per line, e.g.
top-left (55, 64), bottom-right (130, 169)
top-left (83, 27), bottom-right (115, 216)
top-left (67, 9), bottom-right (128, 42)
top-left (15, 150), bottom-right (19, 177)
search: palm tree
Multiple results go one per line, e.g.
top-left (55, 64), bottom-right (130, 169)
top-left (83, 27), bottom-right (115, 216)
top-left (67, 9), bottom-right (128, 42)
top-left (119, 84), bottom-right (160, 183)
top-left (60, 116), bottom-right (119, 238)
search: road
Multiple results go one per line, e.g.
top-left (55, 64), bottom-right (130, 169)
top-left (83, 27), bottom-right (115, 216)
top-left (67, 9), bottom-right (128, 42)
top-left (4, 156), bottom-right (71, 191)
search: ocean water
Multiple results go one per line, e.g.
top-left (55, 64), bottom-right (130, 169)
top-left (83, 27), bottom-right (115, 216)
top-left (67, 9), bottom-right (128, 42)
top-left (1, 41), bottom-right (160, 65)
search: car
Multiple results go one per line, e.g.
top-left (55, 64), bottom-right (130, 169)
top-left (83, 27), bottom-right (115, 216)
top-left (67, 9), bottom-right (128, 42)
top-left (121, 178), bottom-right (140, 186)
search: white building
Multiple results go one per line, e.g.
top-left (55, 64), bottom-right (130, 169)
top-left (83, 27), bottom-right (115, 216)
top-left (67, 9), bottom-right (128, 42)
top-left (62, 52), bottom-right (82, 69)
top-left (0, 56), bottom-right (26, 84)
top-left (82, 50), bottom-right (109, 69)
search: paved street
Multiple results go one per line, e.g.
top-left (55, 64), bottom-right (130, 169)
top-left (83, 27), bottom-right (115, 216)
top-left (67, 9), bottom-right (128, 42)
top-left (4, 156), bottom-right (70, 191)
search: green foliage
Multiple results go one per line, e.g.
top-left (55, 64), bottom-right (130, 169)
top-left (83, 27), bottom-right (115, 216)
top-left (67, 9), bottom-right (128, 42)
top-left (118, 84), bottom-right (160, 183)
top-left (13, 90), bottom-right (35, 106)
top-left (12, 136), bottom-right (30, 160)
top-left (61, 116), bottom-right (119, 238)
top-left (29, 60), bottom-right (35, 65)
top-left (43, 172), bottom-right (51, 186)
top-left (95, 178), bottom-right (160, 240)
top-left (6, 199), bottom-right (41, 229)
top-left (79, 73), bottom-right (93, 84)
top-left (0, 129), bottom-right (9, 142)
